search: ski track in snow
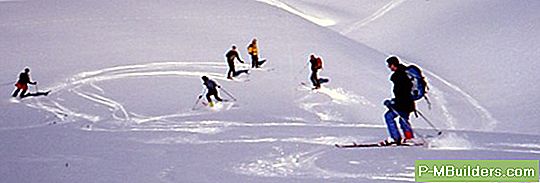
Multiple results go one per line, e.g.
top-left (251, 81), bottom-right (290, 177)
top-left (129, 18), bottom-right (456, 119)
top-left (137, 133), bottom-right (371, 146)
top-left (233, 146), bottom-right (417, 181)
top-left (422, 69), bottom-right (499, 131)
top-left (296, 84), bottom-right (376, 122)
top-left (229, 134), bottom-right (540, 181)
top-left (139, 131), bottom-right (540, 181)
top-left (18, 61), bottom-right (238, 132)
top-left (12, 59), bottom-right (498, 139)
top-left (234, 147), bottom-right (339, 178)
top-left (7, 59), bottom-right (538, 182)
top-left (256, 0), bottom-right (336, 27)
top-left (71, 89), bottom-right (130, 121)
top-left (13, 60), bottom-right (378, 135)
top-left (426, 85), bottom-right (457, 129)
top-left (341, 0), bottom-right (407, 34)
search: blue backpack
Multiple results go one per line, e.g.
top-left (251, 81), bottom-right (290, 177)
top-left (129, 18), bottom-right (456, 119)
top-left (405, 65), bottom-right (428, 101)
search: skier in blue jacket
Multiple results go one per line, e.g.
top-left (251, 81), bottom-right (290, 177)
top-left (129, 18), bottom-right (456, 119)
top-left (201, 76), bottom-right (223, 107)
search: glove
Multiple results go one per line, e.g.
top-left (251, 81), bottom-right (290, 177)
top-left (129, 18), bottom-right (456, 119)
top-left (383, 99), bottom-right (394, 107)
top-left (240, 60), bottom-right (245, 64)
top-left (217, 85), bottom-right (221, 88)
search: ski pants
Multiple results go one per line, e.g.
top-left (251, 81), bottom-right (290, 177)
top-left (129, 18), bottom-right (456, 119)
top-left (384, 109), bottom-right (413, 141)
top-left (251, 55), bottom-right (259, 68)
top-left (12, 83), bottom-right (28, 98)
top-left (227, 63), bottom-right (235, 78)
top-left (12, 88), bottom-right (27, 98)
top-left (206, 89), bottom-right (223, 103)
top-left (310, 70), bottom-right (320, 87)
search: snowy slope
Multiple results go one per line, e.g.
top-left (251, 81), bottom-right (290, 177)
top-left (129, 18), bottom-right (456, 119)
top-left (277, 0), bottom-right (540, 134)
top-left (0, 0), bottom-right (539, 182)
top-left (1, 0), bottom-right (398, 130)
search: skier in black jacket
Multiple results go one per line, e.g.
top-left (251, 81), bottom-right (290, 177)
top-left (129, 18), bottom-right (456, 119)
top-left (225, 45), bottom-right (244, 79)
top-left (382, 56), bottom-right (415, 145)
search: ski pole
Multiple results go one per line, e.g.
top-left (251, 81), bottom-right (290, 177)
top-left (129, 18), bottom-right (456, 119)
top-left (292, 61), bottom-right (309, 82)
top-left (386, 105), bottom-right (429, 140)
top-left (191, 89), bottom-right (206, 110)
top-left (416, 110), bottom-right (442, 135)
top-left (299, 61), bottom-right (308, 73)
top-left (219, 87), bottom-right (237, 101)
top-left (191, 95), bottom-right (203, 110)
top-left (388, 105), bottom-right (442, 137)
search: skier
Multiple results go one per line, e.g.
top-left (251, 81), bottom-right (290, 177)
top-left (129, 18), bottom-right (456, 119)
top-left (225, 45), bottom-right (244, 79)
top-left (382, 56), bottom-right (415, 145)
top-left (12, 67), bottom-right (38, 98)
top-left (308, 54), bottom-right (323, 89)
top-left (247, 38), bottom-right (259, 68)
top-left (201, 76), bottom-right (223, 107)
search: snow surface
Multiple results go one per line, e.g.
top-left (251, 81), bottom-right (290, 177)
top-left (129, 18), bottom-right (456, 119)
top-left (278, 0), bottom-right (540, 134)
top-left (0, 0), bottom-right (538, 182)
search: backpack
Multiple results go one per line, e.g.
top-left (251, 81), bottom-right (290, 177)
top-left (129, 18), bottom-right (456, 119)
top-left (315, 57), bottom-right (323, 69)
top-left (405, 64), bottom-right (428, 101)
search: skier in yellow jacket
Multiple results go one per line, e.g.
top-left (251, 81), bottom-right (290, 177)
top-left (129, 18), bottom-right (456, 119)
top-left (247, 38), bottom-right (259, 68)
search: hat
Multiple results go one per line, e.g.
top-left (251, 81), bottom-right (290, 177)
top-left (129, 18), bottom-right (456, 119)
top-left (386, 56), bottom-right (399, 66)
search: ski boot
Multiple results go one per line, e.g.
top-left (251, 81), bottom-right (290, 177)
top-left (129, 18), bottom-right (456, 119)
top-left (379, 137), bottom-right (401, 146)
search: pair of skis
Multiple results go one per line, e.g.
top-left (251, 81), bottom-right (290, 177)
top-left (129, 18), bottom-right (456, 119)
top-left (334, 140), bottom-right (425, 148)
top-left (334, 132), bottom-right (443, 148)
top-left (200, 99), bottom-right (231, 107)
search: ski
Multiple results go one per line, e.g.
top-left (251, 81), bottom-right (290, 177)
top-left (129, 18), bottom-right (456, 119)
top-left (335, 142), bottom-right (382, 148)
top-left (257, 59), bottom-right (267, 67)
top-left (20, 90), bottom-right (51, 98)
top-left (318, 77), bottom-right (330, 84)
top-left (232, 69), bottom-right (249, 77)
top-left (299, 82), bottom-right (319, 90)
top-left (201, 99), bottom-right (231, 107)
top-left (335, 141), bottom-right (424, 148)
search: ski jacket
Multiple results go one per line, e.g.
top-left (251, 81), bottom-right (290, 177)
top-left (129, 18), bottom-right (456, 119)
top-left (17, 72), bottom-right (31, 84)
top-left (225, 50), bottom-right (242, 64)
top-left (15, 72), bottom-right (32, 90)
top-left (204, 79), bottom-right (219, 90)
top-left (310, 57), bottom-right (322, 71)
top-left (248, 44), bottom-right (258, 56)
top-left (390, 64), bottom-right (415, 113)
